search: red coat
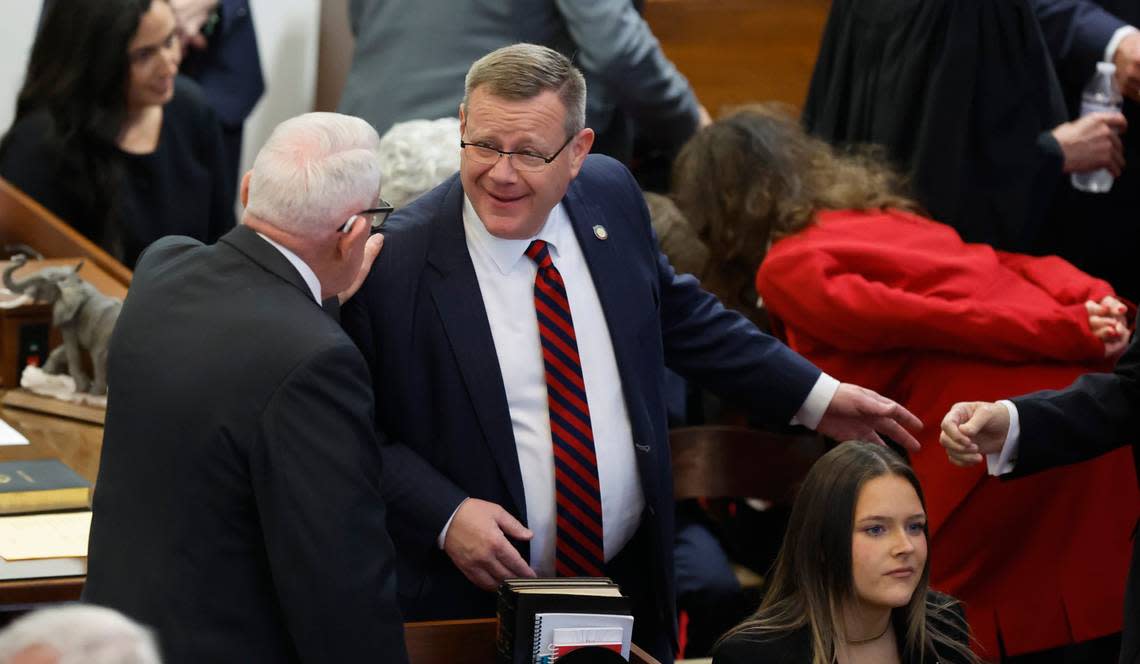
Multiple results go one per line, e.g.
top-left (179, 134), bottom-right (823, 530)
top-left (757, 209), bottom-right (1139, 658)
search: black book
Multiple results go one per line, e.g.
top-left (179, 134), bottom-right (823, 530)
top-left (496, 578), bottom-right (634, 664)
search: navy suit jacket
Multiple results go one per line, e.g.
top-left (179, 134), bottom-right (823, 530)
top-left (341, 155), bottom-right (820, 639)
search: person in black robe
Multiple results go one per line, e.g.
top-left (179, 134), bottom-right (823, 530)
top-left (803, 0), bottom-right (1123, 255)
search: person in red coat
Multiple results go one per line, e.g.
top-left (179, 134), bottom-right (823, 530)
top-left (673, 103), bottom-right (1140, 662)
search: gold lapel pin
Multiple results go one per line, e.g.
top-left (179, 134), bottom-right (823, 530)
top-left (593, 225), bottom-right (609, 240)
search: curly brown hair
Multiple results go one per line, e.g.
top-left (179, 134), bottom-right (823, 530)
top-left (671, 103), bottom-right (920, 318)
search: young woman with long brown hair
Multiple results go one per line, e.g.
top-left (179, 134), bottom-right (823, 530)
top-left (714, 441), bottom-right (977, 664)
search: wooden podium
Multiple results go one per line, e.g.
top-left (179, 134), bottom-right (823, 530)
top-left (0, 177), bottom-right (131, 608)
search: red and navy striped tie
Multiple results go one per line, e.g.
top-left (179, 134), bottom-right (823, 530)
top-left (525, 239), bottom-right (605, 577)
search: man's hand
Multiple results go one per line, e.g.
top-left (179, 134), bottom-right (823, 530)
top-left (939, 401), bottom-right (1011, 467)
top-left (816, 383), bottom-right (923, 452)
top-left (170, 0), bottom-right (219, 50)
top-left (1087, 295), bottom-right (1130, 358)
top-left (1114, 32), bottom-right (1140, 103)
top-left (444, 498), bottom-right (536, 591)
top-left (1052, 112), bottom-right (1128, 176)
top-left (337, 233), bottom-right (384, 304)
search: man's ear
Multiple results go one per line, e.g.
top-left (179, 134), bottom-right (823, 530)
top-left (567, 128), bottom-right (595, 176)
top-left (240, 171), bottom-right (252, 207)
top-left (458, 104), bottom-right (467, 135)
top-left (335, 213), bottom-right (368, 259)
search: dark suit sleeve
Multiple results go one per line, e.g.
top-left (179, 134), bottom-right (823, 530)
top-left (1011, 338), bottom-right (1140, 475)
top-left (1031, 0), bottom-right (1127, 73)
top-left (609, 163), bottom-right (820, 426)
top-left (340, 275), bottom-right (470, 552)
top-left (555, 0), bottom-right (702, 150)
top-left (249, 341), bottom-right (408, 662)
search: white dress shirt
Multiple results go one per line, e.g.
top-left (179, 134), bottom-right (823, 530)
top-left (256, 231), bottom-right (323, 304)
top-left (440, 198), bottom-right (838, 575)
top-left (987, 400), bottom-right (1022, 476)
top-left (460, 197), bottom-right (644, 576)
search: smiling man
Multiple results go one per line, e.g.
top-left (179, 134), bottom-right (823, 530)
top-left (342, 43), bottom-right (922, 663)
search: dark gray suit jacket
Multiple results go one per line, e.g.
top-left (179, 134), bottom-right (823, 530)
top-left (337, 0), bottom-right (701, 158)
top-left (84, 225), bottom-right (407, 663)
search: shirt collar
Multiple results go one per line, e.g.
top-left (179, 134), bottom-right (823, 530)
top-left (255, 231), bottom-right (323, 303)
top-left (462, 195), bottom-right (572, 275)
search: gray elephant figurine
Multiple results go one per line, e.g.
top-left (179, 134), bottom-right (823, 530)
top-left (2, 256), bottom-right (123, 395)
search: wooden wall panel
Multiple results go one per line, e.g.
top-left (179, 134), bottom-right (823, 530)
top-left (645, 0), bottom-right (830, 118)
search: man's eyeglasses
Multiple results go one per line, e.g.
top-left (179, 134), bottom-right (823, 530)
top-left (459, 134), bottom-right (575, 172)
top-left (340, 198), bottom-right (394, 233)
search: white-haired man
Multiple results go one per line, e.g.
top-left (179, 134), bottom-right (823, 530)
top-left (0, 604), bottom-right (161, 664)
top-left (83, 112), bottom-right (408, 663)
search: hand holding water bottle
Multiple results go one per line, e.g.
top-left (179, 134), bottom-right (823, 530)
top-left (1067, 62), bottom-right (1127, 193)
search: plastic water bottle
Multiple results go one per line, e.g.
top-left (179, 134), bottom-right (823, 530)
top-left (1071, 62), bottom-right (1123, 193)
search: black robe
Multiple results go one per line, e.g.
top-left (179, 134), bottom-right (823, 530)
top-left (803, 0), bottom-right (1069, 253)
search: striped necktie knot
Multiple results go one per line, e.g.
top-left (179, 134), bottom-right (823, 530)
top-left (525, 239), bottom-right (554, 270)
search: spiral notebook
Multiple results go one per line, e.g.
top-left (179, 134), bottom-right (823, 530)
top-left (532, 613), bottom-right (633, 663)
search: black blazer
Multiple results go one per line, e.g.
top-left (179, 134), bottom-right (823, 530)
top-left (713, 594), bottom-right (973, 664)
top-left (84, 226), bottom-right (407, 663)
top-left (341, 154), bottom-right (821, 651)
top-left (1010, 337), bottom-right (1140, 664)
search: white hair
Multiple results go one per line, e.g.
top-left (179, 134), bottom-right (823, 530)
top-left (246, 112), bottom-right (382, 238)
top-left (0, 604), bottom-right (162, 664)
top-left (377, 118), bottom-right (461, 208)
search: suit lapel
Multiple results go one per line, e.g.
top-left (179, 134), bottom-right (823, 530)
top-left (424, 180), bottom-right (529, 521)
top-left (562, 181), bottom-right (658, 494)
top-left (221, 225), bottom-right (320, 308)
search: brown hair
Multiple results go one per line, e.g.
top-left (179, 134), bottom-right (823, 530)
top-left (671, 103), bottom-right (920, 318)
top-left (462, 43), bottom-right (586, 136)
top-left (719, 442), bottom-right (978, 664)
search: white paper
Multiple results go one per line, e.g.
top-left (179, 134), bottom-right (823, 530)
top-left (0, 511), bottom-right (92, 560)
top-left (0, 417), bottom-right (29, 446)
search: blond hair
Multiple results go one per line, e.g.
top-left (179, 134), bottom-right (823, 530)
top-left (463, 43), bottom-right (586, 136)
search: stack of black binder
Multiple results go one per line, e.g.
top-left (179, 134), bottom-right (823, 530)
top-left (496, 577), bottom-right (634, 664)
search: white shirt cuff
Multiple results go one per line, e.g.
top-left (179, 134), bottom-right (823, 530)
top-left (437, 499), bottom-right (467, 549)
top-left (1106, 25), bottom-right (1139, 64)
top-left (791, 373), bottom-right (841, 430)
top-left (986, 400), bottom-right (1020, 476)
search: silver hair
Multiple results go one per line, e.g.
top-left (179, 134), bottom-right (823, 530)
top-left (462, 43), bottom-right (587, 136)
top-left (377, 118), bottom-right (461, 208)
top-left (245, 112), bottom-right (382, 238)
top-left (0, 604), bottom-right (162, 664)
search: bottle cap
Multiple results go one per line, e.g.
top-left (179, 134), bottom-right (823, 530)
top-left (1097, 62), bottom-right (1117, 74)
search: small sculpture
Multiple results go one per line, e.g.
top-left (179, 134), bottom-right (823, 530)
top-left (2, 256), bottom-right (122, 395)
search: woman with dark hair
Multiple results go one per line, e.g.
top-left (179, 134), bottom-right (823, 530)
top-left (675, 104), bottom-right (1139, 661)
top-left (714, 441), bottom-right (977, 664)
top-left (0, 0), bottom-right (234, 267)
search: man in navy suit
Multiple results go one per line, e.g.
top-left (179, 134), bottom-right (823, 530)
top-left (342, 43), bottom-right (922, 663)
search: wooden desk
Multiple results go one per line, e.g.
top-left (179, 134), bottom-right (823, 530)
top-left (0, 391), bottom-right (99, 605)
